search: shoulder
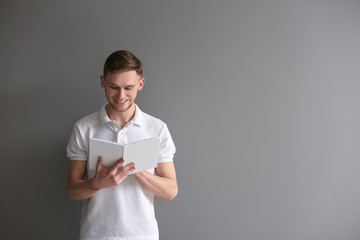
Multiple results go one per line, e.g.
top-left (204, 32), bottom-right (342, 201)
top-left (139, 109), bottom-right (168, 131)
top-left (141, 110), bottom-right (165, 125)
top-left (73, 110), bottom-right (101, 131)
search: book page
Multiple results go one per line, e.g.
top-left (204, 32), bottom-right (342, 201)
top-left (125, 137), bottom-right (160, 174)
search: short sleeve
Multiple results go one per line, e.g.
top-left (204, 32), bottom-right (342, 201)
top-left (66, 124), bottom-right (88, 161)
top-left (158, 124), bottom-right (176, 163)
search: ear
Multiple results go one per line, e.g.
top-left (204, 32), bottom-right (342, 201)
top-left (100, 75), bottom-right (105, 88)
top-left (138, 78), bottom-right (145, 91)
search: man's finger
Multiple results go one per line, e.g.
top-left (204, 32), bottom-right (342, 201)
top-left (111, 158), bottom-right (125, 171)
top-left (97, 156), bottom-right (103, 171)
top-left (127, 165), bottom-right (136, 174)
top-left (122, 162), bottom-right (136, 174)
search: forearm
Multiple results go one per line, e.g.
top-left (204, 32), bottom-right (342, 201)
top-left (66, 178), bottom-right (99, 200)
top-left (135, 171), bottom-right (178, 201)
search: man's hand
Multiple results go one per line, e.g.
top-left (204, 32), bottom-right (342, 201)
top-left (92, 156), bottom-right (136, 190)
top-left (67, 157), bottom-right (135, 200)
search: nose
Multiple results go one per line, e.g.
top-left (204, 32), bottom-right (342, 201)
top-left (118, 88), bottom-right (126, 99)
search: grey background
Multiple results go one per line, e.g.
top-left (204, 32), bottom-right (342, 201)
top-left (1, 0), bottom-right (360, 239)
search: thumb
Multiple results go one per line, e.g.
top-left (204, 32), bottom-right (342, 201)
top-left (96, 156), bottom-right (103, 172)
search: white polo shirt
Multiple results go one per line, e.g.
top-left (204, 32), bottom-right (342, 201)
top-left (67, 104), bottom-right (176, 240)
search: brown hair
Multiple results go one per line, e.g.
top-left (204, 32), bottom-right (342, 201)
top-left (103, 50), bottom-right (143, 77)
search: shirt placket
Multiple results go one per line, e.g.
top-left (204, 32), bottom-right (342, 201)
top-left (111, 122), bottom-right (131, 145)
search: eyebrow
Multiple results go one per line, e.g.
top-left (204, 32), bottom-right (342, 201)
top-left (108, 83), bottom-right (135, 88)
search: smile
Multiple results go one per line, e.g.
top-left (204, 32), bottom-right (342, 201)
top-left (115, 99), bottom-right (128, 105)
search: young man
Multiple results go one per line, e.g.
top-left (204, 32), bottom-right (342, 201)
top-left (66, 50), bottom-right (177, 240)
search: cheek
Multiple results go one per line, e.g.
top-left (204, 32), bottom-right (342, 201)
top-left (106, 89), bottom-right (117, 98)
top-left (129, 90), bottom-right (138, 97)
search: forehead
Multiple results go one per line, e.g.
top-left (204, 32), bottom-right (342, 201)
top-left (104, 70), bottom-right (140, 85)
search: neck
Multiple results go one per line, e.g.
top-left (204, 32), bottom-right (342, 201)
top-left (105, 104), bottom-right (136, 128)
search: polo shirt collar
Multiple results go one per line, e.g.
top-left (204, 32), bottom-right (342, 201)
top-left (99, 103), bottom-right (143, 127)
top-left (130, 104), bottom-right (143, 127)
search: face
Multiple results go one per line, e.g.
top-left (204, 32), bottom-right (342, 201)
top-left (100, 70), bottom-right (144, 113)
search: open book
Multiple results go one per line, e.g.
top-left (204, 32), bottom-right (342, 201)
top-left (88, 137), bottom-right (160, 178)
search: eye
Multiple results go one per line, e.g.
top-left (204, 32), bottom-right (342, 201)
top-left (125, 87), bottom-right (133, 90)
top-left (110, 86), bottom-right (119, 90)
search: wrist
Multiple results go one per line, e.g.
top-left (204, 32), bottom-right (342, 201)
top-left (89, 177), bottom-right (100, 191)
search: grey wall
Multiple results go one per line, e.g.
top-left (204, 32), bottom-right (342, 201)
top-left (1, 0), bottom-right (360, 239)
